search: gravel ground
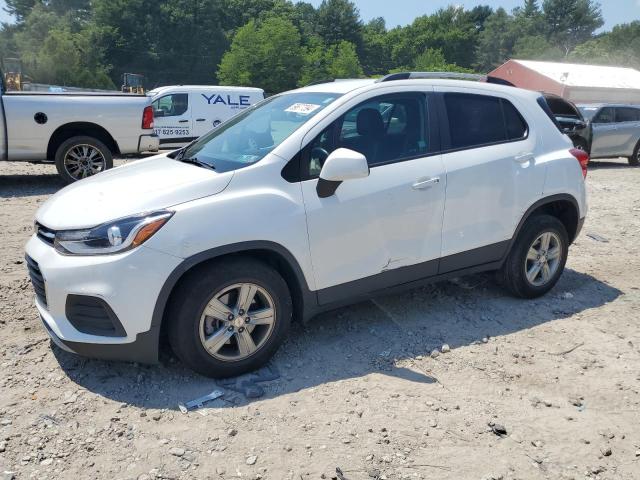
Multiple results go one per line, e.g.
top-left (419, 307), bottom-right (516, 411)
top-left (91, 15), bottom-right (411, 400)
top-left (0, 158), bottom-right (639, 480)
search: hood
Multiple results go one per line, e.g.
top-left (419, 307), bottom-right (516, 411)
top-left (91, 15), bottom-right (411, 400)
top-left (37, 155), bottom-right (234, 230)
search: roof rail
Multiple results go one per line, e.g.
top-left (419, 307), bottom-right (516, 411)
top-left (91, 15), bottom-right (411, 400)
top-left (376, 72), bottom-right (516, 87)
top-left (377, 72), bottom-right (487, 83)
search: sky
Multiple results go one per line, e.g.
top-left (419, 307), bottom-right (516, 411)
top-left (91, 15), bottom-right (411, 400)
top-left (0, 0), bottom-right (637, 30)
top-left (307, 0), bottom-right (637, 32)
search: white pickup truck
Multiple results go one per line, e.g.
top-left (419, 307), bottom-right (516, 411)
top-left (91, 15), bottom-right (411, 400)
top-left (0, 77), bottom-right (159, 183)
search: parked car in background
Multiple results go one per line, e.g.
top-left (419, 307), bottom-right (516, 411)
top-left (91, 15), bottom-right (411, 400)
top-left (0, 71), bottom-right (159, 183)
top-left (543, 94), bottom-right (592, 153)
top-left (26, 74), bottom-right (588, 377)
top-left (148, 85), bottom-right (265, 148)
top-left (578, 104), bottom-right (640, 166)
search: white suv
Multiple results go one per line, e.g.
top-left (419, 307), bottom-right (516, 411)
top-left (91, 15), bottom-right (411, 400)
top-left (25, 74), bottom-right (589, 378)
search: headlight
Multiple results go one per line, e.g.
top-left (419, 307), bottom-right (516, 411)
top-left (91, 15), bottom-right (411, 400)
top-left (54, 211), bottom-right (173, 256)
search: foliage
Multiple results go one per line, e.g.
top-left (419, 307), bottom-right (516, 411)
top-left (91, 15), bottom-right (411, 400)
top-left (0, 0), bottom-right (633, 93)
top-left (570, 21), bottom-right (640, 69)
top-left (218, 17), bottom-right (303, 93)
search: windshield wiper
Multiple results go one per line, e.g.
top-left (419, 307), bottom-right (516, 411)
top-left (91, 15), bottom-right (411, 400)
top-left (179, 157), bottom-right (216, 171)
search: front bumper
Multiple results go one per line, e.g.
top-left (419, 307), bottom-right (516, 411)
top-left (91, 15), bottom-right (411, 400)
top-left (40, 312), bottom-right (161, 364)
top-left (25, 234), bottom-right (182, 364)
top-left (139, 134), bottom-right (160, 153)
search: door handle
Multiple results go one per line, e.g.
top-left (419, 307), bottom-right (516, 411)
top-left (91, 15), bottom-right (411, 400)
top-left (196, 118), bottom-right (206, 122)
top-left (514, 153), bottom-right (534, 163)
top-left (178, 120), bottom-right (189, 123)
top-left (412, 177), bottom-right (440, 190)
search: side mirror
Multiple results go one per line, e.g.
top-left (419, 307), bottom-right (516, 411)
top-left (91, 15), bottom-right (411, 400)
top-left (317, 148), bottom-right (370, 198)
top-left (154, 109), bottom-right (165, 118)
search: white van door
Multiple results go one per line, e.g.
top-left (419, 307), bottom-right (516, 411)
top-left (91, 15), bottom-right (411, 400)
top-left (152, 92), bottom-right (194, 147)
top-left (191, 89), bottom-right (263, 138)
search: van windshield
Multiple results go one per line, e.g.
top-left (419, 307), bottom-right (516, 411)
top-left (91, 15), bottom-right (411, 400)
top-left (179, 92), bottom-right (341, 172)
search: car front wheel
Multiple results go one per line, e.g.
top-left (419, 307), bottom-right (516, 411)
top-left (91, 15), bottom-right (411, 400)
top-left (167, 258), bottom-right (292, 378)
top-left (500, 215), bottom-right (569, 299)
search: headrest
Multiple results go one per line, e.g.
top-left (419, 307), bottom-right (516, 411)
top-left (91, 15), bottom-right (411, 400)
top-left (357, 108), bottom-right (384, 137)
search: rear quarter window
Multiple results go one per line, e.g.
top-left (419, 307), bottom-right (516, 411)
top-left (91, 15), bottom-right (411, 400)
top-left (444, 93), bottom-right (528, 150)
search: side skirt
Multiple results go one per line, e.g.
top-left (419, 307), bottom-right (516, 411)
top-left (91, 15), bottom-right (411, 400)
top-left (309, 240), bottom-right (509, 318)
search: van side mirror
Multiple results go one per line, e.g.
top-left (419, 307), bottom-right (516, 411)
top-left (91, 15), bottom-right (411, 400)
top-left (317, 148), bottom-right (370, 198)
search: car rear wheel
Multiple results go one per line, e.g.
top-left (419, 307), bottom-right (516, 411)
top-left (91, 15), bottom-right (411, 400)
top-left (500, 215), bottom-right (569, 299)
top-left (55, 136), bottom-right (114, 184)
top-left (167, 258), bottom-right (292, 378)
top-left (629, 141), bottom-right (640, 166)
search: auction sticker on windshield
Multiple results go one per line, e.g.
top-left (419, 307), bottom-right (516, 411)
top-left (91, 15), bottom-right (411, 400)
top-left (285, 103), bottom-right (322, 115)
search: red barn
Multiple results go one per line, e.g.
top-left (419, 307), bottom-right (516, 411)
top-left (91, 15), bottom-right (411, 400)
top-left (489, 59), bottom-right (640, 105)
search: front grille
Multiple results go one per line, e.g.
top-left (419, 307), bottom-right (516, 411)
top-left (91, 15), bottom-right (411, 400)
top-left (25, 255), bottom-right (47, 308)
top-left (35, 222), bottom-right (56, 246)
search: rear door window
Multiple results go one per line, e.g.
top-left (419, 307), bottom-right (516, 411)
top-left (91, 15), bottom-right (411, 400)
top-left (443, 93), bottom-right (527, 150)
top-left (615, 107), bottom-right (640, 123)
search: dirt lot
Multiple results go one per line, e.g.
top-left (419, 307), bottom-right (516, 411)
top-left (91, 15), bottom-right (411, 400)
top-left (0, 158), bottom-right (639, 480)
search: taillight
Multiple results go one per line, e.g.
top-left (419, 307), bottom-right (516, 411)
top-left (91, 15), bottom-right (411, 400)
top-left (569, 148), bottom-right (589, 179)
top-left (142, 105), bottom-right (154, 130)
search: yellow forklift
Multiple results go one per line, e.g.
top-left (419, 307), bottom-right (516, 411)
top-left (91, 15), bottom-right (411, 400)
top-left (121, 73), bottom-right (145, 94)
top-left (2, 58), bottom-right (26, 91)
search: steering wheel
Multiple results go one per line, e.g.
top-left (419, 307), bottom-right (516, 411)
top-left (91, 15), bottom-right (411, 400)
top-left (311, 147), bottom-right (329, 163)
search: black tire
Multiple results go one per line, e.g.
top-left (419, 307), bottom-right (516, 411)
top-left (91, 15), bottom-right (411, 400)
top-left (167, 257), bottom-right (292, 378)
top-left (628, 141), bottom-right (640, 166)
top-left (54, 136), bottom-right (114, 184)
top-left (500, 214), bottom-right (569, 299)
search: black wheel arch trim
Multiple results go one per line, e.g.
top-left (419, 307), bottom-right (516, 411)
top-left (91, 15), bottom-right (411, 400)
top-left (150, 240), bottom-right (316, 334)
top-left (509, 194), bottom-right (582, 253)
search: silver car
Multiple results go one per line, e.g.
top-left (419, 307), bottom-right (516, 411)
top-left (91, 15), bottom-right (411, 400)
top-left (579, 104), bottom-right (640, 166)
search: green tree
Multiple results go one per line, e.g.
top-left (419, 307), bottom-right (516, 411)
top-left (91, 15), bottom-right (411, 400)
top-left (360, 17), bottom-right (392, 75)
top-left (570, 21), bottom-right (640, 68)
top-left (542, 0), bottom-right (604, 55)
top-left (218, 17), bottom-right (303, 93)
top-left (475, 8), bottom-right (517, 71)
top-left (4, 0), bottom-right (91, 21)
top-left (326, 41), bottom-right (363, 78)
top-left (13, 4), bottom-right (114, 88)
top-left (513, 35), bottom-right (564, 60)
top-left (93, 0), bottom-right (228, 87)
top-left (393, 7), bottom-right (479, 71)
top-left (315, 0), bottom-right (362, 47)
top-left (414, 48), bottom-right (470, 72)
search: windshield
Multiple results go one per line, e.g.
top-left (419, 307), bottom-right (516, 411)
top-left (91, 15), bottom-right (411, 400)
top-left (179, 92), bottom-right (342, 172)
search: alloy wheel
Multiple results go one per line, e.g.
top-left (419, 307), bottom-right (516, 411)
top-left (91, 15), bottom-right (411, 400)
top-left (524, 231), bottom-right (562, 287)
top-left (64, 144), bottom-right (106, 180)
top-left (198, 283), bottom-right (276, 362)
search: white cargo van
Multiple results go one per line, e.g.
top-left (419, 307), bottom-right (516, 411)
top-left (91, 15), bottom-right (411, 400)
top-left (148, 85), bottom-right (265, 148)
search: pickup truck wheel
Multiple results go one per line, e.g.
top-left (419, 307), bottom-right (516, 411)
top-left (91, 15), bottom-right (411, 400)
top-left (55, 136), bottom-right (113, 184)
top-left (501, 215), bottom-right (569, 299)
top-left (629, 141), bottom-right (640, 166)
top-left (167, 258), bottom-right (292, 378)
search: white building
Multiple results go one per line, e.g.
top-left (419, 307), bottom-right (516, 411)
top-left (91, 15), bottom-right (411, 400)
top-left (489, 59), bottom-right (640, 104)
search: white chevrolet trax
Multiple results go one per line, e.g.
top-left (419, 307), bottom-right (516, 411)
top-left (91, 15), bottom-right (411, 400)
top-left (25, 74), bottom-right (589, 378)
